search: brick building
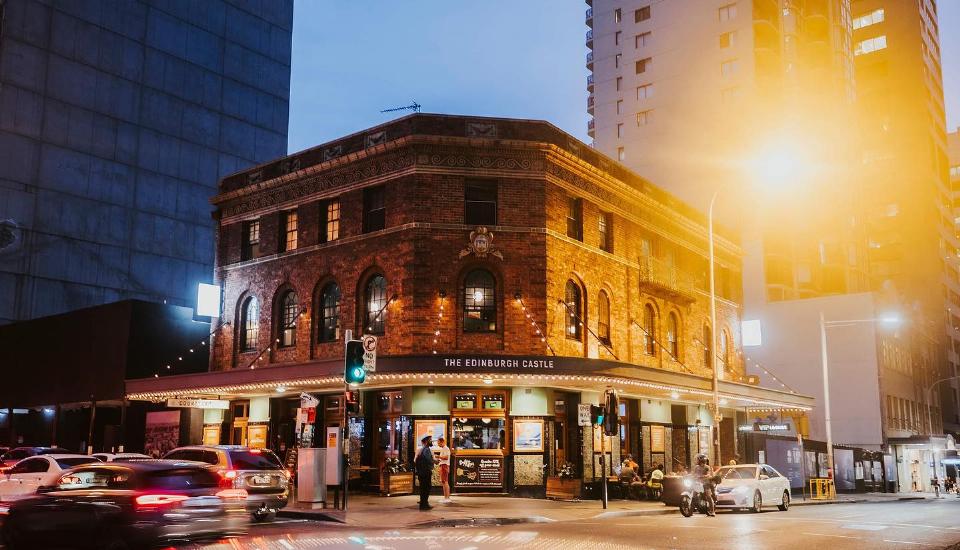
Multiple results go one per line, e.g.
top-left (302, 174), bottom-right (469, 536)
top-left (126, 114), bottom-right (812, 496)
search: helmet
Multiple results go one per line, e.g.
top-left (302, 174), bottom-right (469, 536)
top-left (696, 454), bottom-right (708, 465)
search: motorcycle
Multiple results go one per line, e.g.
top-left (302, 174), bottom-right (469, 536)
top-left (678, 475), bottom-right (718, 517)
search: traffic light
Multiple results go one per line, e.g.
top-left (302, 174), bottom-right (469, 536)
top-left (345, 390), bottom-right (360, 414)
top-left (344, 340), bottom-right (366, 385)
top-left (590, 404), bottom-right (604, 426)
top-left (603, 390), bottom-right (619, 437)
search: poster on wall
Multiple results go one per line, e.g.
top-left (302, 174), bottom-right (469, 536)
top-left (698, 427), bottom-right (710, 455)
top-left (817, 453), bottom-right (828, 478)
top-left (144, 411), bottom-right (180, 458)
top-left (650, 425), bottom-right (665, 453)
top-left (202, 425), bottom-right (220, 446)
top-left (833, 448), bottom-right (856, 490)
top-left (248, 424), bottom-right (268, 449)
top-left (765, 439), bottom-right (803, 488)
top-left (804, 451), bottom-right (818, 478)
top-left (513, 419), bottom-right (544, 452)
top-left (414, 420), bottom-right (447, 448)
top-left (455, 456), bottom-right (503, 487)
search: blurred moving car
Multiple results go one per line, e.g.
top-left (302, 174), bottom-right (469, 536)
top-left (0, 461), bottom-right (248, 549)
top-left (715, 464), bottom-right (792, 512)
top-left (0, 455), bottom-right (101, 501)
top-left (163, 445), bottom-right (289, 521)
top-left (92, 452), bottom-right (152, 462)
top-left (1, 447), bottom-right (72, 469)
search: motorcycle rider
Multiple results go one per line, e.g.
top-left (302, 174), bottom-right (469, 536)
top-left (692, 453), bottom-right (716, 517)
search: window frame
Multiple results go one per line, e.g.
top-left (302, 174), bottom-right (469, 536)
top-left (703, 324), bottom-right (713, 370)
top-left (667, 311), bottom-right (680, 359)
top-left (279, 210), bottom-right (297, 252)
top-left (363, 186), bottom-right (386, 233)
top-left (464, 180), bottom-right (498, 226)
top-left (240, 296), bottom-right (259, 352)
top-left (278, 290), bottom-right (298, 348)
top-left (564, 280), bottom-right (583, 341)
top-left (635, 57), bottom-right (652, 74)
top-left (320, 199), bottom-right (341, 243)
top-left (635, 5), bottom-right (651, 22)
top-left (364, 274), bottom-right (388, 335)
top-left (566, 197), bottom-right (583, 241)
top-left (599, 212), bottom-right (613, 252)
top-left (463, 269), bottom-right (497, 333)
top-left (635, 31), bottom-right (651, 49)
top-left (318, 282), bottom-right (341, 343)
top-left (241, 219), bottom-right (261, 260)
top-left (597, 290), bottom-right (611, 344)
top-left (643, 303), bottom-right (657, 356)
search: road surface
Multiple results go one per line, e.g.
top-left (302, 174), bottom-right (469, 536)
top-left (167, 499), bottom-right (960, 549)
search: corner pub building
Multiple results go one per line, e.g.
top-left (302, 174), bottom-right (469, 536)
top-left (126, 114), bottom-right (813, 497)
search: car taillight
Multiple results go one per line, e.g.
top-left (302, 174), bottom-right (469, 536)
top-left (135, 494), bottom-right (189, 509)
top-left (284, 469), bottom-right (292, 480)
top-left (219, 469), bottom-right (238, 488)
top-left (216, 489), bottom-right (248, 500)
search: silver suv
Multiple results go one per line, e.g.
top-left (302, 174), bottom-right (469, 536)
top-left (163, 445), bottom-right (289, 521)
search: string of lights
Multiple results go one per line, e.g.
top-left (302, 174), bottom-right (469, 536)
top-left (365, 294), bottom-right (398, 334)
top-left (515, 295), bottom-right (556, 356)
top-left (557, 299), bottom-right (619, 360)
top-left (431, 292), bottom-right (446, 355)
top-left (153, 319), bottom-right (230, 379)
top-left (630, 319), bottom-right (700, 375)
top-left (243, 307), bottom-right (306, 371)
top-left (739, 351), bottom-right (797, 394)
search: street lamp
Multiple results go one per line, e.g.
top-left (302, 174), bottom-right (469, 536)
top-left (819, 312), bottom-right (900, 483)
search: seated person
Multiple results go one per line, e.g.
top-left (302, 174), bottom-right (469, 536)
top-left (645, 464), bottom-right (664, 498)
top-left (619, 463), bottom-right (643, 499)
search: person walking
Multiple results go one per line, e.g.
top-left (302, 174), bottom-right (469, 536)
top-left (415, 434), bottom-right (435, 510)
top-left (437, 436), bottom-right (452, 503)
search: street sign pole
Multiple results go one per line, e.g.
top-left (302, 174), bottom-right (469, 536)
top-left (342, 329), bottom-right (352, 512)
top-left (601, 428), bottom-right (608, 509)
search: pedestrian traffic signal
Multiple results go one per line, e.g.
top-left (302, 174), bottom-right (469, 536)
top-left (590, 404), bottom-right (604, 426)
top-left (603, 390), bottom-right (619, 437)
top-left (344, 340), bottom-right (366, 384)
top-left (345, 390), bottom-right (360, 414)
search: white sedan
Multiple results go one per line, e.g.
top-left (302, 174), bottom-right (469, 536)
top-left (0, 454), bottom-right (101, 501)
top-left (92, 452), bottom-right (151, 462)
top-left (714, 464), bottom-right (792, 512)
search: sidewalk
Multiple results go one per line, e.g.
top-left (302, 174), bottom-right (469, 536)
top-left (279, 491), bottom-right (936, 528)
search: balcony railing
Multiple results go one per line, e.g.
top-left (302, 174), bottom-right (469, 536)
top-left (637, 257), bottom-right (697, 303)
top-left (586, 29), bottom-right (593, 47)
top-left (586, 7), bottom-right (593, 26)
top-left (587, 118), bottom-right (595, 137)
top-left (586, 51), bottom-right (594, 68)
top-left (587, 94), bottom-right (595, 114)
top-left (587, 74), bottom-right (594, 91)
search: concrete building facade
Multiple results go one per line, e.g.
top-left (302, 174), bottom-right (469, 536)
top-left (0, 0), bottom-right (293, 324)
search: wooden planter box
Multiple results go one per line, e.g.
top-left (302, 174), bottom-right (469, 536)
top-left (380, 471), bottom-right (414, 496)
top-left (546, 476), bottom-right (583, 500)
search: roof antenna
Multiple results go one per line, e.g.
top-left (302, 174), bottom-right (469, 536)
top-left (380, 101), bottom-right (421, 114)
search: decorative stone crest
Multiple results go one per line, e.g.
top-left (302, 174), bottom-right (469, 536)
top-left (459, 227), bottom-right (503, 260)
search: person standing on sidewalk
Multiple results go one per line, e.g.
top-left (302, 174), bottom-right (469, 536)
top-left (415, 435), bottom-right (435, 510)
top-left (436, 437), bottom-right (452, 503)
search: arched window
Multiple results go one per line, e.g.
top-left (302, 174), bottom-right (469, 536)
top-left (643, 303), bottom-right (657, 356)
top-left (565, 280), bottom-right (582, 340)
top-left (365, 275), bottom-right (387, 335)
top-left (318, 283), bottom-right (341, 342)
top-left (464, 269), bottom-right (496, 332)
top-left (597, 291), bottom-right (611, 343)
top-left (703, 325), bottom-right (713, 370)
top-left (719, 328), bottom-right (730, 372)
top-left (240, 296), bottom-right (259, 352)
top-left (667, 312), bottom-right (679, 359)
top-left (278, 291), bottom-right (298, 347)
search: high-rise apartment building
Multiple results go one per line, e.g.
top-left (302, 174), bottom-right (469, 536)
top-left (850, 0), bottom-right (954, 433)
top-left (587, 0), bottom-right (953, 480)
top-left (0, 0), bottom-right (293, 324)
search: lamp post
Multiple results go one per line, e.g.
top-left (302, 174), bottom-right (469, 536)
top-left (707, 189), bottom-right (722, 465)
top-left (819, 313), bottom-right (900, 484)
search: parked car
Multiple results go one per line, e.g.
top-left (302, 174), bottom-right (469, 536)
top-left (92, 452), bottom-right (152, 462)
top-left (0, 461), bottom-right (248, 549)
top-left (163, 445), bottom-right (289, 521)
top-left (0, 455), bottom-right (101, 501)
top-left (1, 447), bottom-right (72, 469)
top-left (715, 464), bottom-right (792, 512)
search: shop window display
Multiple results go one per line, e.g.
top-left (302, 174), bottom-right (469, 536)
top-left (452, 417), bottom-right (506, 450)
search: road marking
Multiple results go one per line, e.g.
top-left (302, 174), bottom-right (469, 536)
top-left (841, 523), bottom-right (888, 531)
top-left (801, 532), bottom-right (861, 539)
top-left (882, 541), bottom-right (938, 546)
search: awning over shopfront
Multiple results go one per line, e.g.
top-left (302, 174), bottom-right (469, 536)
top-left (126, 354), bottom-right (814, 411)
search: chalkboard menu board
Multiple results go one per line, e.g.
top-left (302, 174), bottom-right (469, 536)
top-left (454, 456), bottom-right (503, 487)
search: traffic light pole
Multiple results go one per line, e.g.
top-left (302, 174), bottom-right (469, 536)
top-left (600, 430), bottom-right (608, 509)
top-left (342, 329), bottom-right (352, 512)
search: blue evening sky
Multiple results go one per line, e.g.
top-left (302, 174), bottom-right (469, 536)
top-left (288, 1), bottom-right (960, 153)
